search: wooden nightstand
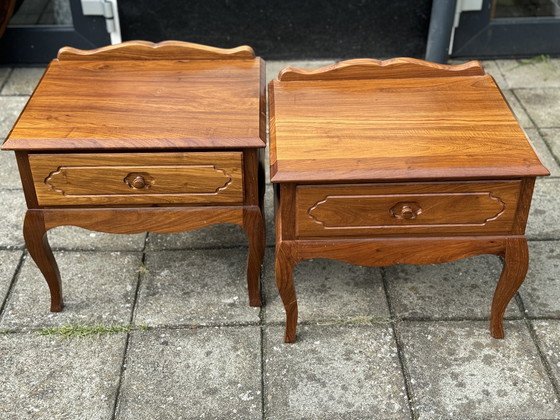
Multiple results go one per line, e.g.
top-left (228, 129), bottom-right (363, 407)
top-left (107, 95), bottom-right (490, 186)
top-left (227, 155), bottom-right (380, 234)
top-left (2, 41), bottom-right (266, 311)
top-left (269, 58), bottom-right (549, 343)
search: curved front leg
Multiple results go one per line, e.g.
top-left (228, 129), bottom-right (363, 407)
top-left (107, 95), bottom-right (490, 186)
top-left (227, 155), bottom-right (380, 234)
top-left (243, 207), bottom-right (265, 307)
top-left (23, 210), bottom-right (62, 312)
top-left (490, 237), bottom-right (528, 338)
top-left (275, 241), bottom-right (299, 343)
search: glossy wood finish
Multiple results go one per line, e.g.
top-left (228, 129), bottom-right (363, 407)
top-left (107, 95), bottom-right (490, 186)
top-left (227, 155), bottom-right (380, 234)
top-left (5, 42), bottom-right (266, 311)
top-left (58, 40), bottom-right (255, 61)
top-left (278, 57), bottom-right (485, 81)
top-left (269, 70), bottom-right (549, 183)
top-left (296, 181), bottom-right (521, 237)
top-left (270, 58), bottom-right (548, 343)
top-left (30, 152), bottom-right (244, 206)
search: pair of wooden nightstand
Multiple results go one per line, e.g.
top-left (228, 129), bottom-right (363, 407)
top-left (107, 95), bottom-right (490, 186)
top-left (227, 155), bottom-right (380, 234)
top-left (3, 42), bottom-right (548, 343)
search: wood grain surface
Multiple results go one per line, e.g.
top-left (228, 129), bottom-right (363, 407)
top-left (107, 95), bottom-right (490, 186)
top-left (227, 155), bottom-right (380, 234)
top-left (29, 152), bottom-right (243, 206)
top-left (277, 57), bottom-right (484, 81)
top-left (58, 40), bottom-right (255, 61)
top-left (296, 181), bottom-right (521, 237)
top-left (3, 58), bottom-right (265, 150)
top-left (269, 75), bottom-right (549, 182)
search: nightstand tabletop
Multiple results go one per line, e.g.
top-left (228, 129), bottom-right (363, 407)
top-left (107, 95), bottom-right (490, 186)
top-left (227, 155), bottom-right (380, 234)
top-left (269, 75), bottom-right (549, 182)
top-left (3, 58), bottom-right (265, 151)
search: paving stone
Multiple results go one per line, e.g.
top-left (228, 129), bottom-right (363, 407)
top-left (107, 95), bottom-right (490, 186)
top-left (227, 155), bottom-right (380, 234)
top-left (134, 249), bottom-right (260, 327)
top-left (262, 249), bottom-right (390, 324)
top-left (266, 60), bottom-right (336, 82)
top-left (0, 150), bottom-right (22, 189)
top-left (385, 256), bottom-right (521, 320)
top-left (515, 88), bottom-right (560, 128)
top-left (524, 128), bottom-right (560, 177)
top-left (526, 178), bottom-right (560, 240)
top-left (116, 327), bottom-right (261, 419)
top-left (0, 96), bottom-right (28, 140)
top-left (0, 189), bottom-right (26, 249)
top-left (48, 226), bottom-right (146, 252)
top-left (502, 90), bottom-right (534, 128)
top-left (0, 332), bottom-right (126, 419)
top-left (0, 251), bottom-right (142, 330)
top-left (532, 320), bottom-right (560, 385)
top-left (0, 250), bottom-right (22, 309)
top-left (399, 320), bottom-right (560, 419)
top-left (519, 241), bottom-right (560, 318)
top-left (0, 67), bottom-right (45, 95)
top-left (482, 60), bottom-right (508, 90)
top-left (0, 67), bottom-right (11, 89)
top-left (540, 128), bottom-right (560, 164)
top-left (146, 184), bottom-right (275, 250)
top-left (264, 325), bottom-right (409, 419)
top-left (496, 58), bottom-right (560, 89)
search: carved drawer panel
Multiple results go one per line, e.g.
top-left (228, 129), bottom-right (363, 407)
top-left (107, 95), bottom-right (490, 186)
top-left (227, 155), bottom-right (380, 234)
top-left (296, 181), bottom-right (521, 238)
top-left (29, 152), bottom-right (243, 206)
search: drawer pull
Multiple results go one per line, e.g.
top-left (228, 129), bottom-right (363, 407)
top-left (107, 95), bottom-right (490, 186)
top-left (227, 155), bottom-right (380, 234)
top-left (390, 202), bottom-right (422, 220)
top-left (124, 173), bottom-right (154, 190)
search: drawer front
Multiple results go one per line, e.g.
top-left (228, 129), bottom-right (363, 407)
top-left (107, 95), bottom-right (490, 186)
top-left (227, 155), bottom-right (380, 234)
top-left (296, 181), bottom-right (521, 237)
top-left (30, 152), bottom-right (243, 206)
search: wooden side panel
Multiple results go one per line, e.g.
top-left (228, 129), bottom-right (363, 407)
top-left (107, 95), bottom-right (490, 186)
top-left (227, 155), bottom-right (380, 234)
top-left (277, 58), bottom-right (485, 81)
top-left (296, 181), bottom-right (521, 237)
top-left (58, 40), bottom-right (255, 61)
top-left (29, 152), bottom-right (244, 206)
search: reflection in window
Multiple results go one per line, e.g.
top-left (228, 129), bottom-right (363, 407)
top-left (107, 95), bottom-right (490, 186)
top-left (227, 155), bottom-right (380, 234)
top-left (493, 0), bottom-right (560, 18)
top-left (9, 0), bottom-right (72, 26)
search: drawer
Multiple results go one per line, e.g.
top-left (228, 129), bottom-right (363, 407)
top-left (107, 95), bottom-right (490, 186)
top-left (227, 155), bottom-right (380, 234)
top-left (296, 181), bottom-right (521, 237)
top-left (29, 152), bottom-right (244, 206)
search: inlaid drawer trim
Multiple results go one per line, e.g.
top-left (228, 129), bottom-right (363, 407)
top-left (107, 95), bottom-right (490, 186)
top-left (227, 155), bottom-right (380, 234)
top-left (30, 152), bottom-right (244, 206)
top-left (296, 181), bottom-right (521, 237)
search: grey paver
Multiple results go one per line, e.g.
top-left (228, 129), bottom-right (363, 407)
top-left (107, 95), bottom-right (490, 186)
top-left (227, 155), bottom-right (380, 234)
top-left (540, 128), bottom-right (560, 164)
top-left (263, 249), bottom-right (390, 324)
top-left (496, 58), bottom-right (560, 89)
top-left (515, 88), bottom-right (560, 128)
top-left (385, 256), bottom-right (521, 320)
top-left (116, 327), bottom-right (261, 420)
top-left (524, 128), bottom-right (560, 177)
top-left (482, 60), bottom-right (508, 90)
top-left (532, 320), bottom-right (560, 385)
top-left (48, 226), bottom-right (146, 252)
top-left (0, 189), bottom-right (26, 249)
top-left (134, 249), bottom-right (260, 327)
top-left (146, 184), bottom-right (275, 250)
top-left (399, 320), bottom-right (560, 419)
top-left (0, 150), bottom-right (22, 189)
top-left (264, 325), bottom-right (410, 419)
top-left (0, 96), bottom-right (29, 140)
top-left (0, 251), bottom-right (142, 330)
top-left (0, 67), bottom-right (45, 95)
top-left (527, 178), bottom-right (560, 240)
top-left (0, 332), bottom-right (126, 419)
top-left (502, 90), bottom-right (534, 128)
top-left (0, 250), bottom-right (23, 309)
top-left (0, 68), bottom-right (11, 90)
top-left (519, 241), bottom-right (560, 318)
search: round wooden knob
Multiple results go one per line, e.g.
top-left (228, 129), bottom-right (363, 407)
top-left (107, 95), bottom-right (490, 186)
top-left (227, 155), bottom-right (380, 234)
top-left (131, 176), bottom-right (145, 189)
top-left (401, 205), bottom-right (414, 219)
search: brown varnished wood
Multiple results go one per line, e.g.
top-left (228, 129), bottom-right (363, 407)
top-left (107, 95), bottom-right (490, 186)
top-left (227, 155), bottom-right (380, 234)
top-left (58, 40), bottom-right (255, 61)
top-left (270, 58), bottom-right (548, 343)
top-left (29, 152), bottom-right (243, 206)
top-left (243, 206), bottom-right (265, 306)
top-left (296, 181), bottom-right (521, 237)
top-left (15, 152), bottom-right (39, 208)
top-left (490, 237), bottom-right (528, 338)
top-left (2, 59), bottom-right (264, 151)
top-left (23, 211), bottom-right (62, 312)
top-left (0, 0), bottom-right (16, 38)
top-left (269, 75), bottom-right (549, 182)
top-left (277, 58), bottom-right (485, 81)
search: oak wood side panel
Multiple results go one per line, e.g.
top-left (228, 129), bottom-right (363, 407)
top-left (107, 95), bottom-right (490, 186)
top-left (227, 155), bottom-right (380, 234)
top-left (296, 181), bottom-right (521, 237)
top-left (58, 40), bottom-right (255, 61)
top-left (29, 152), bottom-right (244, 206)
top-left (511, 177), bottom-right (536, 235)
top-left (277, 58), bottom-right (484, 81)
top-left (15, 152), bottom-right (39, 208)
